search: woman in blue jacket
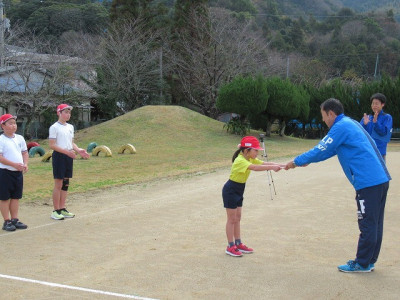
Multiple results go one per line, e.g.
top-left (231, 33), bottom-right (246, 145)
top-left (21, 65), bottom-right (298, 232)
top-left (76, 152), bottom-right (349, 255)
top-left (286, 98), bottom-right (391, 273)
top-left (360, 93), bottom-right (392, 161)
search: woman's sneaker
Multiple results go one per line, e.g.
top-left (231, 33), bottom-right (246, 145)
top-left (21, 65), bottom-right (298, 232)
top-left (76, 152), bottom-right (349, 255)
top-left (60, 209), bottom-right (75, 218)
top-left (51, 211), bottom-right (64, 220)
top-left (2, 220), bottom-right (16, 231)
top-left (11, 218), bottom-right (27, 229)
top-left (236, 243), bottom-right (254, 254)
top-left (225, 245), bottom-right (243, 257)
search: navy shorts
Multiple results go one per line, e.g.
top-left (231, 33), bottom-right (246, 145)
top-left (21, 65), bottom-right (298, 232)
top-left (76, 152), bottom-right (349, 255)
top-left (222, 180), bottom-right (245, 209)
top-left (0, 168), bottom-right (23, 200)
top-left (52, 151), bottom-right (73, 179)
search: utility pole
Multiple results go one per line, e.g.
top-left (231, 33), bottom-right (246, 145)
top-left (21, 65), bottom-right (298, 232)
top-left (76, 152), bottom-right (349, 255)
top-left (286, 56), bottom-right (290, 78)
top-left (159, 47), bottom-right (163, 99)
top-left (374, 53), bottom-right (379, 79)
top-left (0, 0), bottom-right (4, 67)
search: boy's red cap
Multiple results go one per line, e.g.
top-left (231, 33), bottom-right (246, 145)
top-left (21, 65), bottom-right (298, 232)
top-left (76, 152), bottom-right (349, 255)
top-left (57, 104), bottom-right (73, 113)
top-left (0, 114), bottom-right (17, 125)
top-left (240, 136), bottom-right (264, 150)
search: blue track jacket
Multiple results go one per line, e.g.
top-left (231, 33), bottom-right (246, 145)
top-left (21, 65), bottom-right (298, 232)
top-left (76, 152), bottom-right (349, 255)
top-left (294, 114), bottom-right (391, 191)
top-left (360, 110), bottom-right (393, 156)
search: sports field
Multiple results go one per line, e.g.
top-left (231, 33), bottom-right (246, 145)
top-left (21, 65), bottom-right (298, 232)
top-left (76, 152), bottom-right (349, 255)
top-left (1, 150), bottom-right (399, 299)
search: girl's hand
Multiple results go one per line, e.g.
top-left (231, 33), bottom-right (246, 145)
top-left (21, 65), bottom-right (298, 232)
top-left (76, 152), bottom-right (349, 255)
top-left (271, 165), bottom-right (281, 172)
top-left (373, 111), bottom-right (379, 123)
top-left (363, 113), bottom-right (370, 125)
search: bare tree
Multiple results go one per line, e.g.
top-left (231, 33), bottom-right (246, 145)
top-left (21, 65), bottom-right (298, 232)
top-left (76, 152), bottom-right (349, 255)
top-left (1, 26), bottom-right (94, 137)
top-left (92, 20), bottom-right (166, 116)
top-left (58, 30), bottom-right (103, 64)
top-left (166, 7), bottom-right (272, 117)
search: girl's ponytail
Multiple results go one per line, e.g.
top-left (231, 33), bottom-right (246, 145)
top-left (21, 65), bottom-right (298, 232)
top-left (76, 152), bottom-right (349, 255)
top-left (232, 147), bottom-right (246, 162)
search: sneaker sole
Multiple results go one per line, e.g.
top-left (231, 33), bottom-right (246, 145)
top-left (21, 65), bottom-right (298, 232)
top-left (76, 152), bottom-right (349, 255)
top-left (61, 215), bottom-right (75, 218)
top-left (225, 250), bottom-right (243, 257)
top-left (338, 268), bottom-right (371, 273)
top-left (51, 216), bottom-right (65, 220)
top-left (2, 227), bottom-right (16, 231)
top-left (238, 250), bottom-right (253, 254)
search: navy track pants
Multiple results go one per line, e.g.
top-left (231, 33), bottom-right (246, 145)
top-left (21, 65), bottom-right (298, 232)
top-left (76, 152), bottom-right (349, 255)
top-left (355, 181), bottom-right (389, 267)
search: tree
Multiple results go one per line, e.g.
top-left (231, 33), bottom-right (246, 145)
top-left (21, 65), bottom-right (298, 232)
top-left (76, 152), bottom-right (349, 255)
top-left (109, 0), bottom-right (172, 36)
top-left (263, 77), bottom-right (302, 136)
top-left (9, 2), bottom-right (109, 39)
top-left (301, 83), bottom-right (325, 138)
top-left (110, 0), bottom-right (149, 23)
top-left (167, 7), bottom-right (270, 117)
top-left (91, 20), bottom-right (166, 118)
top-left (216, 75), bottom-right (269, 121)
top-left (174, 0), bottom-right (208, 31)
top-left (1, 28), bottom-right (91, 138)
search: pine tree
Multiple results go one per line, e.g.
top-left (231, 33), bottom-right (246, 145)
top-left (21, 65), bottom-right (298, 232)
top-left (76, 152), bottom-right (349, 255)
top-left (173, 0), bottom-right (208, 32)
top-left (110, 0), bottom-right (151, 23)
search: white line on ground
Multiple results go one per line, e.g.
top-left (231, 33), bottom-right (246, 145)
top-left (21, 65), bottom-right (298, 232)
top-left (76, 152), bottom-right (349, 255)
top-left (0, 274), bottom-right (158, 300)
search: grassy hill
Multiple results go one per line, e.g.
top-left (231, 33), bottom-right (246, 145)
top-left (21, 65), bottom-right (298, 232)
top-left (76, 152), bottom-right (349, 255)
top-left (24, 105), bottom-right (320, 202)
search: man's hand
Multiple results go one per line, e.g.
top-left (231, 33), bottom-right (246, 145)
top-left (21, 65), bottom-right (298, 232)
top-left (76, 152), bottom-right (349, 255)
top-left (78, 148), bottom-right (90, 159)
top-left (285, 161), bottom-right (296, 170)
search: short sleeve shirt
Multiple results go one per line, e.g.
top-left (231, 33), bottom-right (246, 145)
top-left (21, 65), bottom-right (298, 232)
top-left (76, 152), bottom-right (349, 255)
top-left (49, 122), bottom-right (74, 150)
top-left (0, 134), bottom-right (27, 171)
top-left (229, 154), bottom-right (264, 183)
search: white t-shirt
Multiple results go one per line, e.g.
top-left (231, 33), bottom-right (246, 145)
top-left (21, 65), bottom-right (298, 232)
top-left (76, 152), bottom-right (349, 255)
top-left (49, 122), bottom-right (74, 150)
top-left (0, 134), bottom-right (27, 171)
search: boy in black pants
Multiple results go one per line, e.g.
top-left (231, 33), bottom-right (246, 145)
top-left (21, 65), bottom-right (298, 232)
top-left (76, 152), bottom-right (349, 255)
top-left (0, 114), bottom-right (29, 231)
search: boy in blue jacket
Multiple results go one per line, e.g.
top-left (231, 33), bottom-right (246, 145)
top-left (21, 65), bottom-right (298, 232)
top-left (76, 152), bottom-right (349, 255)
top-left (285, 98), bottom-right (391, 273)
top-left (360, 93), bottom-right (392, 161)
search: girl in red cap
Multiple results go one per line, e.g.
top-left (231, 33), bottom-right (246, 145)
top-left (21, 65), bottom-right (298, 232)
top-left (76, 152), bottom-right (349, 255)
top-left (223, 136), bottom-right (284, 257)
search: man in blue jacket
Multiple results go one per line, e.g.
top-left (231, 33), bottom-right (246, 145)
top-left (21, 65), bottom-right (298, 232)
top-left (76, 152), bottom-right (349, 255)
top-left (286, 98), bottom-right (391, 273)
top-left (360, 93), bottom-right (393, 161)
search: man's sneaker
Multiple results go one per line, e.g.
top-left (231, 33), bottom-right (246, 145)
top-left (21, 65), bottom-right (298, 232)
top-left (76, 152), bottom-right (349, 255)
top-left (338, 260), bottom-right (372, 273)
top-left (11, 218), bottom-right (27, 229)
top-left (51, 211), bottom-right (64, 220)
top-left (2, 220), bottom-right (16, 231)
top-left (346, 260), bottom-right (375, 271)
top-left (225, 245), bottom-right (243, 257)
top-left (236, 243), bottom-right (254, 254)
top-left (60, 209), bottom-right (75, 218)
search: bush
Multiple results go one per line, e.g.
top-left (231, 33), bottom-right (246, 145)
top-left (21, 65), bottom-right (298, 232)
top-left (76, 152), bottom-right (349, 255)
top-left (223, 116), bottom-right (250, 135)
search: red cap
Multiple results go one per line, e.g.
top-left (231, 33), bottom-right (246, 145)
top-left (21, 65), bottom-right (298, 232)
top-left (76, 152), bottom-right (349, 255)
top-left (0, 114), bottom-right (17, 125)
top-left (240, 136), bottom-right (264, 150)
top-left (57, 104), bottom-right (73, 113)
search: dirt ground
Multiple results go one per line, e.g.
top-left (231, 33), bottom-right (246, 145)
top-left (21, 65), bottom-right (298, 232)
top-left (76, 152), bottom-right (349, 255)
top-left (1, 152), bottom-right (399, 300)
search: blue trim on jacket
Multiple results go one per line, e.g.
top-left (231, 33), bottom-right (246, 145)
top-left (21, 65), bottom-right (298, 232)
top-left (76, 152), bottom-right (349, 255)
top-left (294, 114), bottom-right (391, 190)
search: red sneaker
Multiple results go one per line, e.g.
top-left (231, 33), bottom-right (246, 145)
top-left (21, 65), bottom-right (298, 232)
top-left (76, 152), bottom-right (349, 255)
top-left (225, 245), bottom-right (243, 257)
top-left (236, 243), bottom-right (254, 253)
